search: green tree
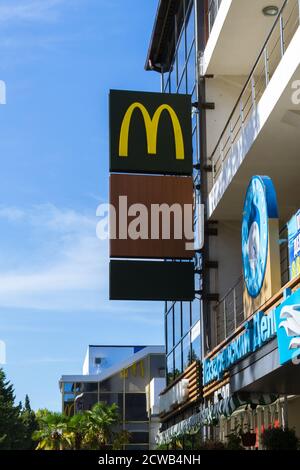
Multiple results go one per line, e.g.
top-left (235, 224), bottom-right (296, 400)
top-left (19, 395), bottom-right (38, 450)
top-left (33, 410), bottom-right (71, 450)
top-left (84, 402), bottom-right (121, 449)
top-left (68, 413), bottom-right (89, 450)
top-left (0, 368), bottom-right (23, 449)
top-left (33, 402), bottom-right (130, 450)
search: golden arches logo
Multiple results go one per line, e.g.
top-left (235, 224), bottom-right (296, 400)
top-left (119, 102), bottom-right (185, 160)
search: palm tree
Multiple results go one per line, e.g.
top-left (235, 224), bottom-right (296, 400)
top-left (33, 403), bottom-right (130, 450)
top-left (84, 402), bottom-right (122, 449)
top-left (68, 413), bottom-right (89, 450)
top-left (33, 411), bottom-right (71, 450)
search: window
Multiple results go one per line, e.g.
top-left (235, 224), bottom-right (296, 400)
top-left (166, 308), bottom-right (174, 353)
top-left (77, 382), bottom-right (98, 393)
top-left (191, 301), bottom-right (200, 326)
top-left (191, 326), bottom-right (201, 362)
top-left (187, 43), bottom-right (196, 93)
top-left (99, 393), bottom-right (123, 418)
top-left (63, 383), bottom-right (76, 393)
top-left (174, 303), bottom-right (182, 346)
top-left (174, 343), bottom-right (182, 378)
top-left (75, 393), bottom-right (98, 412)
top-left (182, 302), bottom-right (191, 336)
top-left (129, 432), bottom-right (149, 444)
top-left (186, 4), bottom-right (195, 53)
top-left (177, 29), bottom-right (186, 83)
top-left (182, 333), bottom-right (191, 371)
top-left (167, 353), bottom-right (174, 385)
top-left (125, 394), bottom-right (147, 421)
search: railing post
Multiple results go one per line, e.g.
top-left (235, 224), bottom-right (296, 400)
top-left (251, 75), bottom-right (256, 108)
top-left (279, 14), bottom-right (285, 57)
top-left (212, 153), bottom-right (215, 185)
top-left (240, 98), bottom-right (244, 127)
top-left (220, 139), bottom-right (224, 172)
top-left (233, 287), bottom-right (237, 331)
top-left (223, 298), bottom-right (227, 340)
top-left (229, 119), bottom-right (233, 153)
top-left (264, 46), bottom-right (270, 86)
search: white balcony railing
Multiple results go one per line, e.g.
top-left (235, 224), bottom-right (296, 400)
top-left (208, 0), bottom-right (300, 193)
top-left (212, 226), bottom-right (289, 349)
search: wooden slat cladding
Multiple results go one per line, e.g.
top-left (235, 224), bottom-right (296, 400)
top-left (109, 174), bottom-right (194, 259)
top-left (159, 361), bottom-right (202, 422)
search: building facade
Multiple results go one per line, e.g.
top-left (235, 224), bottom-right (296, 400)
top-left (146, 0), bottom-right (300, 448)
top-left (59, 345), bottom-right (165, 450)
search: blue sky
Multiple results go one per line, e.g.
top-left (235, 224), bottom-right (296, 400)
top-left (0, 0), bottom-right (164, 411)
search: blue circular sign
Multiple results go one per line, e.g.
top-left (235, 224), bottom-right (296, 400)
top-left (242, 176), bottom-right (278, 298)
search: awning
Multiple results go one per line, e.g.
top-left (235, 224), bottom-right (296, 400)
top-left (156, 392), bottom-right (278, 445)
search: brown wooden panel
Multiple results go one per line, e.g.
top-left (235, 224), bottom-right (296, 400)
top-left (159, 361), bottom-right (202, 421)
top-left (110, 174), bottom-right (194, 259)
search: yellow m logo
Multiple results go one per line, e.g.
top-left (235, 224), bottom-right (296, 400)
top-left (119, 103), bottom-right (185, 160)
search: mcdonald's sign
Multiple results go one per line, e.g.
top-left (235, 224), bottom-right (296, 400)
top-left (109, 90), bottom-right (192, 175)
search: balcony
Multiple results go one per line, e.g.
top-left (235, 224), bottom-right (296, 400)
top-left (203, 0), bottom-right (285, 75)
top-left (210, 225), bottom-right (289, 350)
top-left (206, 0), bottom-right (300, 221)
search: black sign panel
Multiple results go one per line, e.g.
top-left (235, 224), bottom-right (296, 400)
top-left (109, 260), bottom-right (195, 301)
top-left (109, 90), bottom-right (192, 175)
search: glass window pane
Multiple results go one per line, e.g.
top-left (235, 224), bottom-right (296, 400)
top-left (98, 393), bottom-right (123, 419)
top-left (192, 127), bottom-right (198, 162)
top-left (125, 359), bottom-right (148, 392)
top-left (164, 75), bottom-right (170, 93)
top-left (174, 343), bottom-right (182, 378)
top-left (186, 5), bottom-right (195, 53)
top-left (63, 394), bottom-right (75, 417)
top-left (177, 29), bottom-right (186, 80)
top-left (167, 353), bottom-right (174, 385)
top-left (187, 43), bottom-right (196, 93)
top-left (75, 393), bottom-right (98, 413)
top-left (182, 302), bottom-right (191, 336)
top-left (125, 394), bottom-right (147, 421)
top-left (167, 308), bottom-right (174, 353)
top-left (125, 423), bottom-right (149, 432)
top-left (63, 383), bottom-right (76, 393)
top-left (174, 302), bottom-right (182, 346)
top-left (170, 62), bottom-right (176, 92)
top-left (178, 72), bottom-right (187, 94)
top-left (182, 333), bottom-right (191, 371)
top-left (129, 432), bottom-right (149, 444)
top-left (191, 301), bottom-right (200, 326)
top-left (77, 382), bottom-right (98, 393)
top-left (191, 327), bottom-right (201, 363)
top-left (100, 372), bottom-right (124, 393)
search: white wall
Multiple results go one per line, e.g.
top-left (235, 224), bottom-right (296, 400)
top-left (83, 346), bottom-right (140, 375)
top-left (206, 75), bottom-right (246, 157)
top-left (209, 220), bottom-right (242, 300)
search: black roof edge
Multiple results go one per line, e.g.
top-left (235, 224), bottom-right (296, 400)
top-left (145, 0), bottom-right (180, 73)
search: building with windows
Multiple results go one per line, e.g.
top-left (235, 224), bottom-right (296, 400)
top-left (59, 345), bottom-right (165, 450)
top-left (146, 0), bottom-right (300, 448)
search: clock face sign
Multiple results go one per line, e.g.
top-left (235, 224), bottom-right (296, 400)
top-left (242, 177), bottom-right (269, 298)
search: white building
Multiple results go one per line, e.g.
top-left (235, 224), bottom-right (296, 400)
top-left (59, 345), bottom-right (165, 450)
top-left (146, 0), bottom-right (300, 448)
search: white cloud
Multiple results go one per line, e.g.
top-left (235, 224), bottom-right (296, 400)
top-left (0, 203), bottom-right (107, 310)
top-left (0, 206), bottom-right (25, 221)
top-left (0, 0), bottom-right (67, 23)
top-left (0, 203), bottom-right (163, 325)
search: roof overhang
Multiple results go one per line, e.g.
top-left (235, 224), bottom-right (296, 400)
top-left (145, 0), bottom-right (184, 72)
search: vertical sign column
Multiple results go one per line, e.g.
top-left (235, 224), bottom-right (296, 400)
top-left (109, 89), bottom-right (195, 301)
